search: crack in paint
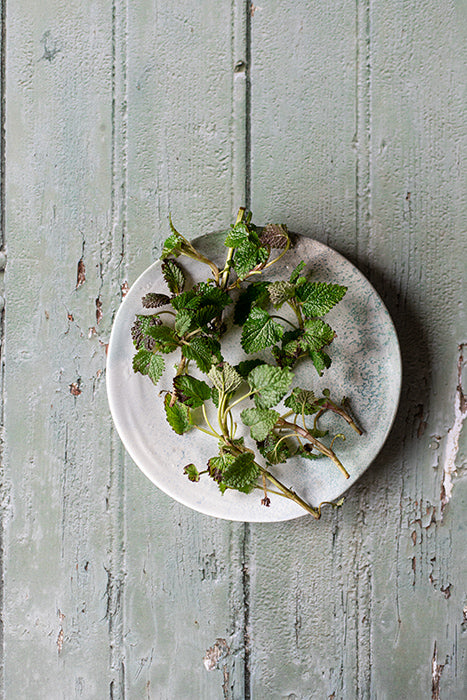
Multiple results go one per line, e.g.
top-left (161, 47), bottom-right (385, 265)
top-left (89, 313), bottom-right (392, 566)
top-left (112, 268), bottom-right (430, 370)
top-left (431, 642), bottom-right (446, 700)
top-left (440, 343), bottom-right (467, 514)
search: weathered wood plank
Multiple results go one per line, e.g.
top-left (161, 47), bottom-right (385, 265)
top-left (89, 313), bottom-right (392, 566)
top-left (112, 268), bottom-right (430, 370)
top-left (247, 1), bottom-right (467, 698)
top-left (3, 0), bottom-right (251, 697)
top-left (362, 1), bottom-right (467, 697)
top-left (0, 0), bottom-right (5, 694)
top-left (118, 1), bottom-right (249, 697)
top-left (4, 1), bottom-right (121, 696)
top-left (3, 0), bottom-right (466, 698)
top-left (249, 0), bottom-right (358, 258)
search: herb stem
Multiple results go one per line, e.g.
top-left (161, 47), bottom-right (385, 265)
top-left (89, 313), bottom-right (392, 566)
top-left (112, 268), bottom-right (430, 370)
top-left (226, 390), bottom-right (256, 413)
top-left (202, 403), bottom-right (221, 438)
top-left (258, 465), bottom-right (320, 519)
top-left (261, 237), bottom-right (291, 270)
top-left (323, 400), bottom-right (363, 435)
top-left (287, 299), bottom-right (304, 329)
top-left (276, 418), bottom-right (350, 479)
top-left (193, 424), bottom-right (220, 439)
top-left (269, 315), bottom-right (298, 329)
top-left (220, 247), bottom-right (235, 290)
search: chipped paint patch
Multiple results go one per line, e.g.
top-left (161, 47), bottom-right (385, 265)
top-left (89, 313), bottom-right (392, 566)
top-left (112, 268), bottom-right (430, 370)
top-left (69, 380), bottom-right (81, 396)
top-left (440, 344), bottom-right (467, 513)
top-left (203, 638), bottom-right (230, 671)
top-left (76, 258), bottom-right (86, 288)
top-left (431, 642), bottom-right (445, 700)
top-left (96, 297), bottom-right (103, 324)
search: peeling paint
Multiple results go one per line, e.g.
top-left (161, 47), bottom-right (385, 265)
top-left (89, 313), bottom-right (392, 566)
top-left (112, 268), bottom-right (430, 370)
top-left (440, 344), bottom-right (467, 513)
top-left (121, 281), bottom-right (129, 297)
top-left (96, 297), bottom-right (103, 325)
top-left (203, 638), bottom-right (230, 671)
top-left (56, 626), bottom-right (64, 654)
top-left (431, 642), bottom-right (445, 700)
top-left (69, 381), bottom-right (81, 396)
top-left (76, 258), bottom-right (86, 288)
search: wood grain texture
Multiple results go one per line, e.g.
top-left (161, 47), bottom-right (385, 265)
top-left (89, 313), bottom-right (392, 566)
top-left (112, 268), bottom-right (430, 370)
top-left (2, 0), bottom-right (466, 698)
top-left (122, 2), bottom-right (249, 697)
top-left (248, 1), bottom-right (467, 698)
top-left (3, 0), bottom-right (247, 698)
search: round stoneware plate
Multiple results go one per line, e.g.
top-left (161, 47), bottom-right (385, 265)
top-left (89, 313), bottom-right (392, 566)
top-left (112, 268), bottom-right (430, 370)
top-left (106, 232), bottom-right (401, 522)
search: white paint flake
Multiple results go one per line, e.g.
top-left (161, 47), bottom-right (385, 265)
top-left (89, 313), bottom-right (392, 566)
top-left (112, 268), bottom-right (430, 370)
top-left (441, 344), bottom-right (467, 513)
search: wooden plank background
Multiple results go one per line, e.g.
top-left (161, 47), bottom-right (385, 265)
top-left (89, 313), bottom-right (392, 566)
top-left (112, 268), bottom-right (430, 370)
top-left (2, 1), bottom-right (466, 698)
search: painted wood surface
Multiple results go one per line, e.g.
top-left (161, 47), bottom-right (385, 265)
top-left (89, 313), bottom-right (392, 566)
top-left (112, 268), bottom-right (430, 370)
top-left (2, 1), bottom-right (466, 699)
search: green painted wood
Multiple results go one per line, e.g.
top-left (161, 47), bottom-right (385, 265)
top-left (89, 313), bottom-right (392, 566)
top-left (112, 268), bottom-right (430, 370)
top-left (2, 0), bottom-right (466, 699)
top-left (248, 2), bottom-right (467, 699)
top-left (121, 5), bottom-right (249, 697)
top-left (4, 2), bottom-right (122, 696)
top-left (3, 1), bottom-right (247, 698)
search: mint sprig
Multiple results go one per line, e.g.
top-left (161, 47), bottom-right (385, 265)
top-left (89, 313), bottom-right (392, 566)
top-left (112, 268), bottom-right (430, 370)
top-left (130, 208), bottom-right (361, 518)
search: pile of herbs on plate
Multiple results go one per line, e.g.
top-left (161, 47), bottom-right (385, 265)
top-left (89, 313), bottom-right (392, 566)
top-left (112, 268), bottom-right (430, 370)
top-left (131, 208), bottom-right (361, 518)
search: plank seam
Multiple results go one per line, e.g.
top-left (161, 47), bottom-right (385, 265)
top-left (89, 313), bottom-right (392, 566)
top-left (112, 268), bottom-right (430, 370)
top-left (0, 1), bottom-right (5, 694)
top-left (355, 0), bottom-right (372, 268)
top-left (109, 0), bottom-right (128, 696)
top-left (0, 0), bottom-right (4, 250)
top-left (242, 522), bottom-right (251, 700)
top-left (244, 0), bottom-right (251, 211)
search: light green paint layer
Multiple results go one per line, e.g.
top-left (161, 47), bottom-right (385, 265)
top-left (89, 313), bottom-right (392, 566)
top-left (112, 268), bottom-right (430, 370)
top-left (2, 1), bottom-right (466, 699)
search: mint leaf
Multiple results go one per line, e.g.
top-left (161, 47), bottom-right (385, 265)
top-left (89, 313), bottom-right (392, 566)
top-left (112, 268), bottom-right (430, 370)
top-left (211, 386), bottom-right (220, 407)
top-left (208, 362), bottom-right (242, 394)
top-left (235, 359), bottom-right (264, 378)
top-left (268, 280), bottom-right (296, 308)
top-left (173, 374), bottom-right (211, 407)
top-left (234, 240), bottom-right (268, 279)
top-left (224, 222), bottom-right (250, 247)
top-left (164, 394), bottom-right (192, 434)
top-left (234, 281), bottom-right (270, 325)
top-left (299, 318), bottom-right (335, 352)
top-left (194, 284), bottom-right (231, 311)
top-left (131, 314), bottom-right (163, 348)
top-left (248, 364), bottom-right (293, 409)
top-left (241, 407), bottom-right (279, 441)
top-left (241, 307), bottom-right (284, 353)
top-left (289, 260), bottom-right (306, 284)
top-left (284, 388), bottom-right (319, 415)
top-left (175, 309), bottom-right (194, 336)
top-left (208, 452), bottom-right (235, 483)
top-left (142, 293), bottom-right (171, 308)
top-left (146, 325), bottom-right (180, 353)
top-left (161, 260), bottom-right (185, 295)
top-left (192, 305), bottom-right (219, 329)
top-left (148, 354), bottom-right (165, 385)
top-left (309, 349), bottom-right (331, 376)
top-left (132, 348), bottom-right (152, 375)
top-left (222, 452), bottom-right (260, 493)
top-left (257, 433), bottom-right (292, 465)
top-left (182, 336), bottom-right (218, 372)
top-left (183, 464), bottom-right (200, 482)
top-left (259, 223), bottom-right (289, 249)
top-left (171, 289), bottom-right (201, 311)
top-left (161, 233), bottom-right (183, 259)
top-left (297, 282), bottom-right (347, 317)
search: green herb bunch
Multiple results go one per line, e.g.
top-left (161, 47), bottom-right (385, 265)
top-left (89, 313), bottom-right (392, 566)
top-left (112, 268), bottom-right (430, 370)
top-left (131, 208), bottom-right (361, 518)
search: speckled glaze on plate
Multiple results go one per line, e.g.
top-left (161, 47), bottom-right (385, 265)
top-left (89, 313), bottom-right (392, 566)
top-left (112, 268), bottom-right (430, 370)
top-left (106, 232), bottom-right (401, 522)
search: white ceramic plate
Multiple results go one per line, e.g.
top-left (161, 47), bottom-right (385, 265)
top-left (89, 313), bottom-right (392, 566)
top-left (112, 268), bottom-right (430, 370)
top-left (106, 232), bottom-right (401, 522)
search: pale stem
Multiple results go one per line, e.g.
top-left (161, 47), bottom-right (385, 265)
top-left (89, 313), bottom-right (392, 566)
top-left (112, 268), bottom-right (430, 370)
top-left (276, 417), bottom-right (350, 479)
